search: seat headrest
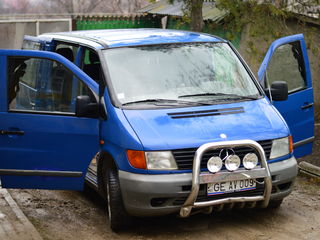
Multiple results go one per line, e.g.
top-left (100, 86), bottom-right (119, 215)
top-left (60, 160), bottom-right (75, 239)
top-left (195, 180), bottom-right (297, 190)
top-left (56, 48), bottom-right (74, 62)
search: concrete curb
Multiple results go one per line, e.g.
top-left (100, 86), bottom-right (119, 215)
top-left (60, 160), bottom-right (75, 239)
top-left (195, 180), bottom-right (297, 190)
top-left (298, 161), bottom-right (320, 180)
top-left (0, 188), bottom-right (43, 240)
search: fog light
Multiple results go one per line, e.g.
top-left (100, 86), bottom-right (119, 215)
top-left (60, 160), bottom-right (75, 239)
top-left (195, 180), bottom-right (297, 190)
top-left (225, 155), bottom-right (241, 171)
top-left (243, 153), bottom-right (258, 170)
top-left (207, 156), bottom-right (223, 173)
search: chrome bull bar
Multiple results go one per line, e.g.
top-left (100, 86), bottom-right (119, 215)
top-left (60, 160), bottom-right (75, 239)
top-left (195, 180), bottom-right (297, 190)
top-left (180, 140), bottom-right (272, 217)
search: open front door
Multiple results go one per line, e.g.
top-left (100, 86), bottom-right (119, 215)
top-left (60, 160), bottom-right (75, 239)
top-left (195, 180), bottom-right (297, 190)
top-left (258, 34), bottom-right (314, 158)
top-left (0, 49), bottom-right (100, 190)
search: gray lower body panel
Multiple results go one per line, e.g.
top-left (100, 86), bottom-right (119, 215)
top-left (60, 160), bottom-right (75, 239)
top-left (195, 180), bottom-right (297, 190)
top-left (119, 157), bottom-right (298, 217)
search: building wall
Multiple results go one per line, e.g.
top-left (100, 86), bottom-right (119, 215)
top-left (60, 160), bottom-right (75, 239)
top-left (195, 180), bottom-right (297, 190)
top-left (0, 19), bottom-right (72, 49)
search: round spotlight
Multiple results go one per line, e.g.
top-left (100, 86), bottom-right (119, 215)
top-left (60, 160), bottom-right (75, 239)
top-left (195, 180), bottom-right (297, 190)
top-left (243, 153), bottom-right (258, 170)
top-left (225, 155), bottom-right (241, 171)
top-left (207, 156), bottom-right (223, 173)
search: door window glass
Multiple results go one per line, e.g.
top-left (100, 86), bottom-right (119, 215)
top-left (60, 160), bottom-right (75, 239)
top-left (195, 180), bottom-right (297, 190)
top-left (22, 40), bottom-right (42, 50)
top-left (266, 42), bottom-right (306, 93)
top-left (8, 56), bottom-right (91, 114)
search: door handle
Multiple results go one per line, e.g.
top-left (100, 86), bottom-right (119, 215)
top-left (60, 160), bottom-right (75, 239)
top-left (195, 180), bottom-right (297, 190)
top-left (301, 103), bottom-right (314, 110)
top-left (0, 130), bottom-right (25, 135)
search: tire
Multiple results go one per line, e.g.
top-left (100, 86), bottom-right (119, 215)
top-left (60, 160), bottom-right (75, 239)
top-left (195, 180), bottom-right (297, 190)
top-left (104, 165), bottom-right (132, 231)
top-left (268, 199), bottom-right (283, 208)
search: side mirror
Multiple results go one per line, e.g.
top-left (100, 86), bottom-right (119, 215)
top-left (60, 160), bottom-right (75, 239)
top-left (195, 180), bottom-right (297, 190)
top-left (265, 81), bottom-right (288, 101)
top-left (76, 95), bottom-right (99, 118)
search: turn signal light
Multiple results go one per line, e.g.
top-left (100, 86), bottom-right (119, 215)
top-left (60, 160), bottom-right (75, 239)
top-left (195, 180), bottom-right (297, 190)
top-left (127, 150), bottom-right (147, 169)
top-left (289, 135), bottom-right (293, 153)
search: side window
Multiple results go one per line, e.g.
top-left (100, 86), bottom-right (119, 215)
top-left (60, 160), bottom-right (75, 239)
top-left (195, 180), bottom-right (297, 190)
top-left (8, 56), bottom-right (93, 114)
top-left (82, 48), bottom-right (102, 84)
top-left (22, 40), bottom-right (42, 50)
top-left (55, 44), bottom-right (79, 63)
top-left (266, 41), bottom-right (306, 93)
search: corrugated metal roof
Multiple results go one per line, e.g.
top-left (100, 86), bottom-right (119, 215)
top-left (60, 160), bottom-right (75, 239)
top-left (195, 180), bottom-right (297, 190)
top-left (138, 0), bottom-right (227, 22)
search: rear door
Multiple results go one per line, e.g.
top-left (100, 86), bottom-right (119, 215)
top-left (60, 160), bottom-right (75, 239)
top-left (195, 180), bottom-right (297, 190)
top-left (0, 49), bottom-right (99, 190)
top-left (258, 34), bottom-right (314, 158)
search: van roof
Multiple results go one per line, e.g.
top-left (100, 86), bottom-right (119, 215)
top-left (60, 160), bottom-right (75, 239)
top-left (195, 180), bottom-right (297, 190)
top-left (41, 28), bottom-right (225, 49)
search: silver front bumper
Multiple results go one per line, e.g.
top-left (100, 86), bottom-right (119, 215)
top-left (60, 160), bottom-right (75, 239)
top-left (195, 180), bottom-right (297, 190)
top-left (179, 140), bottom-right (272, 217)
top-left (119, 141), bottom-right (297, 217)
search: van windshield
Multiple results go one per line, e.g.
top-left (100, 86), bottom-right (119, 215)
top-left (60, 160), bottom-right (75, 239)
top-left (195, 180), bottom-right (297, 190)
top-left (103, 43), bottom-right (261, 107)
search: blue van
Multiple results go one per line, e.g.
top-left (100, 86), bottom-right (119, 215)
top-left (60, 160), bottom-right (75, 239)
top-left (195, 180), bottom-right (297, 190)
top-left (0, 29), bottom-right (314, 230)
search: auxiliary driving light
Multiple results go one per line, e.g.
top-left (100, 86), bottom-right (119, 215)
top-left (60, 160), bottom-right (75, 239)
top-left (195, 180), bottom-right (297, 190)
top-left (225, 155), bottom-right (241, 171)
top-left (207, 156), bottom-right (223, 173)
top-left (243, 153), bottom-right (258, 170)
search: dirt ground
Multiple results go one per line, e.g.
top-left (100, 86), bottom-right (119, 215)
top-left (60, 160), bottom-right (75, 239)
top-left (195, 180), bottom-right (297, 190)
top-left (8, 176), bottom-right (320, 240)
top-left (8, 126), bottom-right (320, 240)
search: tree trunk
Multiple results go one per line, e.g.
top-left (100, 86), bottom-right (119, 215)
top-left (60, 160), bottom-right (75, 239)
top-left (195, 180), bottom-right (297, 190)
top-left (189, 0), bottom-right (204, 32)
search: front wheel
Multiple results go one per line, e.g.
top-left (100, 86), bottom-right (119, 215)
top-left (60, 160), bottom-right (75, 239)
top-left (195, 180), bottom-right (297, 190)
top-left (104, 166), bottom-right (132, 231)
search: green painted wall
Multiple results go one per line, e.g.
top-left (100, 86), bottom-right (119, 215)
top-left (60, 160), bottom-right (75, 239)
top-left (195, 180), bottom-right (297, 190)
top-left (76, 15), bottom-right (240, 48)
top-left (76, 16), bottom-right (161, 30)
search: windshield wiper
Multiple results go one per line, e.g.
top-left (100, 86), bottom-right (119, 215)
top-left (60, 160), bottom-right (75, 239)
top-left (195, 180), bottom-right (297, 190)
top-left (178, 93), bottom-right (259, 100)
top-left (122, 98), bottom-right (211, 106)
top-left (218, 94), bottom-right (259, 100)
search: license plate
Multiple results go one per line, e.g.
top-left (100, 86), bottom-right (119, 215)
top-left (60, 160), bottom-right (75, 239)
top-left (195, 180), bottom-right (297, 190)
top-left (207, 179), bottom-right (256, 196)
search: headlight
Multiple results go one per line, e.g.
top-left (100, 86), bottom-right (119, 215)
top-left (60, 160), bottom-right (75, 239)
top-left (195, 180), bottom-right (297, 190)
top-left (270, 137), bottom-right (290, 159)
top-left (145, 151), bottom-right (178, 170)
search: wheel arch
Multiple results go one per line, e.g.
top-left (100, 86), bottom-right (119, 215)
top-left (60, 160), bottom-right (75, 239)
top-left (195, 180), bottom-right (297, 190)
top-left (97, 151), bottom-right (118, 197)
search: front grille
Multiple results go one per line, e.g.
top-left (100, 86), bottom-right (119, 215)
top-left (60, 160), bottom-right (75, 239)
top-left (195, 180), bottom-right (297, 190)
top-left (172, 140), bottom-right (272, 170)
